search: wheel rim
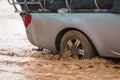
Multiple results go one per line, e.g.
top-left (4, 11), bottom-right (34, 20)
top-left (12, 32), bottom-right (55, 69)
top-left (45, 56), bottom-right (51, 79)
top-left (65, 38), bottom-right (85, 59)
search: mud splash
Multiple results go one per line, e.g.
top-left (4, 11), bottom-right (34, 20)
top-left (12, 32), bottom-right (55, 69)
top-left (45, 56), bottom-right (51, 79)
top-left (0, 0), bottom-right (120, 80)
top-left (0, 52), bottom-right (120, 80)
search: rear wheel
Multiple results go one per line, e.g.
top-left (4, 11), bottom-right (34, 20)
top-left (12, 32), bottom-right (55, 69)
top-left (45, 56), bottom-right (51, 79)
top-left (60, 30), bottom-right (96, 60)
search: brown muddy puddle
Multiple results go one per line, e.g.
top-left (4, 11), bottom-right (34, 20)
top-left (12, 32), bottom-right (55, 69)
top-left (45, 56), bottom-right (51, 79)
top-left (0, 0), bottom-right (120, 80)
top-left (0, 51), bottom-right (120, 80)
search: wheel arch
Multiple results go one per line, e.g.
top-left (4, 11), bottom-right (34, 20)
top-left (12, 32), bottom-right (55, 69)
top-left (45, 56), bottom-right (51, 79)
top-left (55, 27), bottom-right (98, 55)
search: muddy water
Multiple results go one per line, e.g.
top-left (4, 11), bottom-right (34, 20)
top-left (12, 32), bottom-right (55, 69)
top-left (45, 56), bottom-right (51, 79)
top-left (0, 51), bottom-right (120, 80)
top-left (0, 0), bottom-right (120, 80)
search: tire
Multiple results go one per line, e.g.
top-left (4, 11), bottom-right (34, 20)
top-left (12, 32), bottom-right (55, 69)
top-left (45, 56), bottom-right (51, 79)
top-left (60, 30), bottom-right (96, 60)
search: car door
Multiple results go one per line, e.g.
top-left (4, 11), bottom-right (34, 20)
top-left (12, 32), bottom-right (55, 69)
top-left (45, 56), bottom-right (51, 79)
top-left (86, 13), bottom-right (120, 54)
top-left (102, 13), bottom-right (120, 54)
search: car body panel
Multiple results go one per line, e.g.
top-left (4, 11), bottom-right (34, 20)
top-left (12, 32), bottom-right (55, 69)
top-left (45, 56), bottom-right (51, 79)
top-left (25, 12), bottom-right (120, 58)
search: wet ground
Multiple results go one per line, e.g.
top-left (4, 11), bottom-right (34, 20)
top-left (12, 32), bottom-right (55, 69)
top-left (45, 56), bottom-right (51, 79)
top-left (0, 0), bottom-right (120, 80)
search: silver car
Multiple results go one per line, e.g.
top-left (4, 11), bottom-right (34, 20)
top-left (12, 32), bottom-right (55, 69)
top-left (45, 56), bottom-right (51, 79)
top-left (8, 0), bottom-right (120, 59)
top-left (21, 11), bottom-right (120, 59)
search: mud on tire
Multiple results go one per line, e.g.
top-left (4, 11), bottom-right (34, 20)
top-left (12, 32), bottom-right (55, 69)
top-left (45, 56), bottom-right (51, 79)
top-left (60, 30), bottom-right (96, 60)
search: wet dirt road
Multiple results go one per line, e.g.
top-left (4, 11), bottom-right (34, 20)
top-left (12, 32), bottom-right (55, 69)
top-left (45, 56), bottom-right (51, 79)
top-left (0, 0), bottom-right (120, 80)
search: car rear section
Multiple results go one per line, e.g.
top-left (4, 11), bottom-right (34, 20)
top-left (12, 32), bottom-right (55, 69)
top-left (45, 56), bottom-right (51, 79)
top-left (21, 12), bottom-right (120, 58)
top-left (8, 0), bottom-right (120, 59)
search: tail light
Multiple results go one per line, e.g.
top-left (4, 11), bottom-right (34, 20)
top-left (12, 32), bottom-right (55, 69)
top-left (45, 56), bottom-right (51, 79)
top-left (23, 14), bottom-right (32, 28)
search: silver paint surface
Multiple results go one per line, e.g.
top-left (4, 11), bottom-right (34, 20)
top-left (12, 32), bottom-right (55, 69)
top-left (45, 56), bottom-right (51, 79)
top-left (26, 13), bottom-right (120, 58)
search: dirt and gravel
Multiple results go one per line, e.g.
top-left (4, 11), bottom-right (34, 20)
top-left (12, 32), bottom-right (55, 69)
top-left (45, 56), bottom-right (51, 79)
top-left (0, 0), bottom-right (120, 80)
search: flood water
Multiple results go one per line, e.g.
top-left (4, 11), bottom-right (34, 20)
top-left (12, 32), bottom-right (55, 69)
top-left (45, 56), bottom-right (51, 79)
top-left (0, 0), bottom-right (120, 80)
